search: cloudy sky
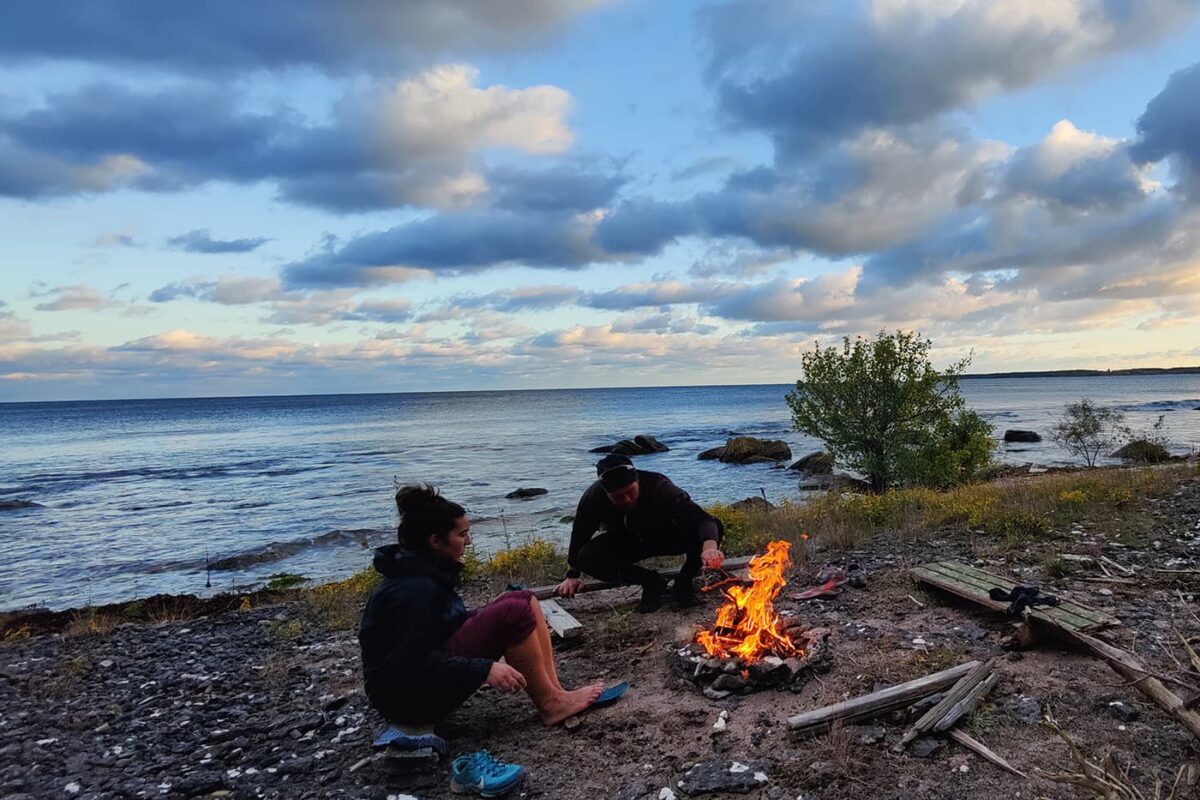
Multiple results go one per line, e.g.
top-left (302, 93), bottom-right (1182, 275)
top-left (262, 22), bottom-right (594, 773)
top-left (3, 1), bottom-right (1200, 401)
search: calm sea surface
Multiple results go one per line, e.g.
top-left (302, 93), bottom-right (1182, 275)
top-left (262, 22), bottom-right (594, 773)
top-left (2, 376), bottom-right (1198, 610)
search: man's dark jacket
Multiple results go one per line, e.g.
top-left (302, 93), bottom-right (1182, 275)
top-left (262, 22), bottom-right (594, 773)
top-left (358, 544), bottom-right (492, 724)
top-left (567, 470), bottom-right (718, 569)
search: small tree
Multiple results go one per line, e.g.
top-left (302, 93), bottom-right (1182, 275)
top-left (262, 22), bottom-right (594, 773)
top-left (785, 330), bottom-right (994, 492)
top-left (1050, 399), bottom-right (1128, 467)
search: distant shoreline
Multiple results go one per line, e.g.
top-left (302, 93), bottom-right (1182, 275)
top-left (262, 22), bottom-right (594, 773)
top-left (962, 366), bottom-right (1200, 379)
top-left (4, 366), bottom-right (1200, 405)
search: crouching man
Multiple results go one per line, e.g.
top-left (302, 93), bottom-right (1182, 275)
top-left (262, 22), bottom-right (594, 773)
top-left (554, 454), bottom-right (724, 612)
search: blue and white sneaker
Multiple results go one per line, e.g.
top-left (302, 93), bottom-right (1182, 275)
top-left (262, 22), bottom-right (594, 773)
top-left (449, 750), bottom-right (527, 797)
top-left (373, 725), bottom-right (447, 756)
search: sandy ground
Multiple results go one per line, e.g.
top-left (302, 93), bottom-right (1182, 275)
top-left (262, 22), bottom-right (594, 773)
top-left (3, 470), bottom-right (1200, 799)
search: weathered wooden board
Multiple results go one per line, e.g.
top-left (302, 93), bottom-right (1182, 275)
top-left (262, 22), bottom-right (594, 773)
top-left (539, 598), bottom-right (583, 639)
top-left (912, 560), bottom-right (1119, 633)
top-left (787, 660), bottom-right (981, 734)
top-left (529, 555), bottom-right (754, 601)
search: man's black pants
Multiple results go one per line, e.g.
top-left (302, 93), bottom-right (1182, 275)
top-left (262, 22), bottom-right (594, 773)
top-left (574, 521), bottom-right (723, 590)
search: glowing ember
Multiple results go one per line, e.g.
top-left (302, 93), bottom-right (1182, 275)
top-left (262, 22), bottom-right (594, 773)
top-left (695, 540), bottom-right (802, 662)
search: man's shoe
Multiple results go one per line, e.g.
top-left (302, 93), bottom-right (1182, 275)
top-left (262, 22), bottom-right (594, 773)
top-left (636, 576), bottom-right (667, 613)
top-left (671, 583), bottom-right (701, 609)
top-left (450, 750), bottom-right (526, 797)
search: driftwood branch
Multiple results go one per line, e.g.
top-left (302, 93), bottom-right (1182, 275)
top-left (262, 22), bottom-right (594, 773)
top-left (787, 660), bottom-right (980, 735)
top-left (894, 657), bottom-right (998, 751)
top-left (947, 729), bottom-right (1029, 780)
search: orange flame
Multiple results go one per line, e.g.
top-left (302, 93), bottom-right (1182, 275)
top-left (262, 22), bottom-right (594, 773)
top-left (695, 540), bottom-right (801, 662)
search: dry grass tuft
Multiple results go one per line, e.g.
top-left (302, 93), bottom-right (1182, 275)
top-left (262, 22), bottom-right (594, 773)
top-left (1038, 716), bottom-right (1186, 799)
top-left (64, 608), bottom-right (121, 637)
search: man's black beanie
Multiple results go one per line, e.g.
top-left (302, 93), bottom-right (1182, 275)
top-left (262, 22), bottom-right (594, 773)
top-left (596, 453), bottom-right (637, 490)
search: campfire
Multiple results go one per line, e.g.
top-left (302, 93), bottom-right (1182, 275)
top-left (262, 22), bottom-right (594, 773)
top-left (671, 540), bottom-right (830, 698)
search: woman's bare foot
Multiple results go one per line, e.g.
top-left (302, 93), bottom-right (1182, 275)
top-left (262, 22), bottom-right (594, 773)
top-left (538, 683), bottom-right (604, 726)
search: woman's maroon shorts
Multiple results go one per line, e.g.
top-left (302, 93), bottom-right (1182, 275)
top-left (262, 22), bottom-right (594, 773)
top-left (444, 589), bottom-right (537, 660)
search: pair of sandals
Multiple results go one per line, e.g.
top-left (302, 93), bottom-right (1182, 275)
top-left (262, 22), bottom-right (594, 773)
top-left (792, 562), bottom-right (866, 600)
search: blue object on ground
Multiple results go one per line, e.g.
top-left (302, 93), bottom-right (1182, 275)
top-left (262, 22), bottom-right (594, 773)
top-left (505, 583), bottom-right (526, 592)
top-left (372, 726), bottom-right (447, 755)
top-left (449, 750), bottom-right (527, 797)
top-left (590, 681), bottom-right (629, 709)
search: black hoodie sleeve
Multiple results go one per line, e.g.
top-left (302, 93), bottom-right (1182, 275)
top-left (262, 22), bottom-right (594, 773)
top-left (567, 482), bottom-right (604, 572)
top-left (361, 576), bottom-right (492, 711)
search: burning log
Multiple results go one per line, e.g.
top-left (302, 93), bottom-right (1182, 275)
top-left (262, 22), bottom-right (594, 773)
top-left (674, 540), bottom-right (832, 696)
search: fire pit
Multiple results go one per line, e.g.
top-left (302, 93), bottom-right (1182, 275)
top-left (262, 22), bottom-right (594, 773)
top-left (670, 541), bottom-right (831, 698)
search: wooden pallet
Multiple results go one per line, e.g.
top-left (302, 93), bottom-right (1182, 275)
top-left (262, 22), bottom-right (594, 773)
top-left (912, 560), bottom-right (1119, 633)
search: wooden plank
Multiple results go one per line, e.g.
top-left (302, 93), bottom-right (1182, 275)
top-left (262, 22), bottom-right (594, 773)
top-left (787, 660), bottom-right (980, 735)
top-left (895, 657), bottom-right (997, 751)
top-left (920, 565), bottom-right (1101, 632)
top-left (934, 671), bottom-right (999, 732)
top-left (913, 561), bottom-right (1118, 632)
top-left (539, 598), bottom-right (583, 640)
top-left (920, 562), bottom-right (1104, 627)
top-left (529, 556), bottom-right (754, 601)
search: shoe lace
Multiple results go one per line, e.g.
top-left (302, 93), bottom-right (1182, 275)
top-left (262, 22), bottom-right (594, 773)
top-left (471, 750), bottom-right (510, 777)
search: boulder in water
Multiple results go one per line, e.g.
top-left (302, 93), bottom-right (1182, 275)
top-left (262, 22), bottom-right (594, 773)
top-left (588, 434), bottom-right (669, 456)
top-left (0, 499), bottom-right (43, 511)
top-left (798, 474), bottom-right (873, 493)
top-left (730, 496), bottom-right (775, 511)
top-left (719, 436), bottom-right (792, 464)
top-left (505, 487), bottom-right (549, 500)
top-left (1003, 430), bottom-right (1042, 443)
top-left (697, 446), bottom-right (726, 460)
top-left (789, 451), bottom-right (833, 474)
top-left (1111, 440), bottom-right (1170, 463)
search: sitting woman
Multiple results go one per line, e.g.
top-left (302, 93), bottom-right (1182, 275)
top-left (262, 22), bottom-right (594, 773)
top-left (359, 484), bottom-right (606, 733)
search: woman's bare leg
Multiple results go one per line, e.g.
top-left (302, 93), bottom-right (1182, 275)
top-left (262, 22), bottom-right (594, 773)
top-left (504, 629), bottom-right (602, 725)
top-left (527, 598), bottom-right (564, 690)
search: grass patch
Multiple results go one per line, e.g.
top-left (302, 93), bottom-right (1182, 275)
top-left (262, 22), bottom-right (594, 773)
top-left (265, 572), bottom-right (309, 590)
top-left (64, 607), bottom-right (121, 637)
top-left (704, 464), bottom-right (1195, 556)
top-left (302, 567), bottom-right (381, 631)
top-left (483, 538), bottom-right (567, 586)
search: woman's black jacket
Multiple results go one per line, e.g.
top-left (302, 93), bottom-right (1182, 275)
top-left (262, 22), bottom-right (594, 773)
top-left (357, 545), bottom-right (492, 724)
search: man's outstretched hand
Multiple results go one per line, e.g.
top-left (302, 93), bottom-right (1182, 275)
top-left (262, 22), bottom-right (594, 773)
top-left (701, 540), bottom-right (724, 570)
top-left (555, 577), bottom-right (583, 598)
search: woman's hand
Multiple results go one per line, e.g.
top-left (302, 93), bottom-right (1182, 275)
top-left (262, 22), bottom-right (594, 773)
top-left (701, 540), bottom-right (724, 570)
top-left (486, 662), bottom-right (526, 693)
top-left (555, 577), bottom-right (583, 598)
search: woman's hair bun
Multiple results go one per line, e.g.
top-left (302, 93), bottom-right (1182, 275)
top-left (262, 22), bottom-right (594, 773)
top-left (395, 483), bottom-right (440, 517)
top-left (394, 483), bottom-right (466, 551)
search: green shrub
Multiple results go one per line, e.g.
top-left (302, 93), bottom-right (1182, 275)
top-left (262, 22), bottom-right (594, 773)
top-left (786, 330), bottom-right (993, 491)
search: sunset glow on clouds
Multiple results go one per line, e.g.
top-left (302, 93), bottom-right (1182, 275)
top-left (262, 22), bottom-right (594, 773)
top-left (2, 0), bottom-right (1199, 400)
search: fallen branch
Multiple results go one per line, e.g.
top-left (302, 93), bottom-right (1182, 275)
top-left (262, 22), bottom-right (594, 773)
top-left (1038, 716), bottom-right (1185, 800)
top-left (947, 729), bottom-right (1028, 780)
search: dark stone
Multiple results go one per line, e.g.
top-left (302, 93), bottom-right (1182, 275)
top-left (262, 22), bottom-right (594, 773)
top-left (909, 737), bottom-right (945, 758)
top-left (1003, 694), bottom-right (1043, 724)
top-left (719, 437), bottom-right (791, 464)
top-left (0, 499), bottom-right (43, 511)
top-left (677, 759), bottom-right (769, 795)
top-left (279, 757), bottom-right (313, 776)
top-left (1106, 700), bottom-right (1140, 722)
top-left (612, 782), bottom-right (650, 800)
top-left (797, 474), bottom-right (872, 493)
top-left (850, 725), bottom-right (886, 745)
top-left (710, 673), bottom-right (747, 693)
top-left (505, 487), bottom-right (548, 499)
top-left (730, 497), bottom-right (774, 512)
top-left (698, 447), bottom-right (726, 461)
top-left (590, 435), bottom-right (669, 456)
top-left (1003, 430), bottom-right (1042, 443)
top-left (172, 771), bottom-right (227, 796)
top-left (789, 451), bottom-right (833, 474)
top-left (1111, 440), bottom-right (1170, 463)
